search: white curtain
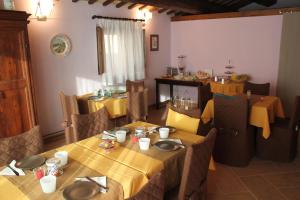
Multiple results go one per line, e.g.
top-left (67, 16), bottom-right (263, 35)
top-left (98, 19), bottom-right (145, 86)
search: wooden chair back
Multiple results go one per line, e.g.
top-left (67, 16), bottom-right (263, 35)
top-left (178, 128), bottom-right (217, 200)
top-left (213, 95), bottom-right (254, 166)
top-left (0, 126), bottom-right (43, 165)
top-left (71, 107), bottom-right (113, 141)
top-left (244, 81), bottom-right (270, 96)
top-left (126, 80), bottom-right (148, 122)
top-left (127, 171), bottom-right (165, 200)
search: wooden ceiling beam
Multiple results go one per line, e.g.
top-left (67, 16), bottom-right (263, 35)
top-left (72, 0), bottom-right (80, 2)
top-left (88, 0), bottom-right (98, 4)
top-left (149, 6), bottom-right (159, 12)
top-left (116, 1), bottom-right (128, 8)
top-left (120, 0), bottom-right (199, 14)
top-left (103, 0), bottom-right (115, 6)
top-left (139, 5), bottom-right (148, 10)
top-left (158, 8), bottom-right (168, 13)
top-left (167, 10), bottom-right (176, 15)
top-left (120, 0), bottom-right (234, 14)
top-left (253, 0), bottom-right (277, 7)
top-left (128, 3), bottom-right (139, 9)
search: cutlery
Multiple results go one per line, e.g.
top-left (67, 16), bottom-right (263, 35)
top-left (7, 165), bottom-right (19, 176)
top-left (85, 176), bottom-right (109, 191)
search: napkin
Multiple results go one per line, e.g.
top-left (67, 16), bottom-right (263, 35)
top-left (75, 176), bottom-right (107, 193)
top-left (0, 160), bottom-right (25, 176)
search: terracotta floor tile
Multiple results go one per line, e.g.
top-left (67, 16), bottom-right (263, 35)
top-left (208, 163), bottom-right (247, 194)
top-left (240, 176), bottom-right (286, 200)
top-left (263, 172), bottom-right (300, 188)
top-left (279, 187), bottom-right (300, 200)
top-left (207, 192), bottom-right (256, 200)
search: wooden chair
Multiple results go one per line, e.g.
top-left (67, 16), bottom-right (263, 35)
top-left (127, 171), bottom-right (165, 200)
top-left (161, 101), bottom-right (201, 121)
top-left (213, 95), bottom-right (255, 167)
top-left (0, 126), bottom-right (43, 165)
top-left (165, 128), bottom-right (217, 200)
top-left (243, 81), bottom-right (270, 96)
top-left (59, 91), bottom-right (79, 144)
top-left (256, 96), bottom-right (300, 162)
top-left (71, 107), bottom-right (113, 141)
top-left (126, 80), bottom-right (148, 122)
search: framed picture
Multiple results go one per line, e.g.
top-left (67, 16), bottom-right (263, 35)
top-left (150, 34), bottom-right (159, 51)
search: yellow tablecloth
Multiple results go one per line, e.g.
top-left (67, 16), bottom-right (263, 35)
top-left (78, 94), bottom-right (127, 119)
top-left (76, 122), bottom-right (215, 176)
top-left (0, 121), bottom-right (216, 200)
top-left (201, 96), bottom-right (285, 139)
top-left (210, 81), bottom-right (244, 96)
top-left (0, 144), bottom-right (148, 200)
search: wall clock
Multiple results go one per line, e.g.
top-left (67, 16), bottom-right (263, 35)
top-left (50, 34), bottom-right (72, 56)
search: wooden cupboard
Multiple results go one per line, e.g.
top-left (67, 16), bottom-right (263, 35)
top-left (0, 10), bottom-right (36, 137)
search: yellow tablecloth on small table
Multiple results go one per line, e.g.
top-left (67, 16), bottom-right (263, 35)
top-left (78, 94), bottom-right (127, 119)
top-left (210, 81), bottom-right (244, 96)
top-left (201, 96), bottom-right (285, 139)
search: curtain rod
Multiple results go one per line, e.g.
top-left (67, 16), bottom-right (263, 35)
top-left (92, 15), bottom-right (145, 22)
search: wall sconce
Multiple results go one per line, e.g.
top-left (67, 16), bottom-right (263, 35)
top-left (137, 10), bottom-right (153, 22)
top-left (34, 0), bottom-right (54, 21)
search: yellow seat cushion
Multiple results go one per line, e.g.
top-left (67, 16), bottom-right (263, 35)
top-left (166, 109), bottom-right (200, 134)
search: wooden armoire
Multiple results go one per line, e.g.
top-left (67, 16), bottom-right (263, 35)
top-left (0, 10), bottom-right (36, 138)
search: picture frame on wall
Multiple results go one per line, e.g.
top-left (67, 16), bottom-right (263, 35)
top-left (150, 34), bottom-right (159, 51)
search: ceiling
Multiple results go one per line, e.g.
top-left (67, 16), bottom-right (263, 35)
top-left (72, 0), bottom-right (300, 16)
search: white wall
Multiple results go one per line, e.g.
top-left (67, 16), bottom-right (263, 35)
top-left (14, 0), bottom-right (171, 135)
top-left (171, 15), bottom-right (283, 101)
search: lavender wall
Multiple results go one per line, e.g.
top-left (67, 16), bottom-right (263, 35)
top-left (171, 16), bottom-right (283, 100)
top-left (14, 0), bottom-right (171, 135)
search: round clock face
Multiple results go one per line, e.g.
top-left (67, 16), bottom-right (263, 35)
top-left (50, 34), bottom-right (72, 56)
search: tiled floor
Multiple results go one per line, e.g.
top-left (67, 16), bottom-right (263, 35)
top-left (45, 106), bottom-right (300, 200)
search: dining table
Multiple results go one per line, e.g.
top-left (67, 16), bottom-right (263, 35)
top-left (201, 95), bottom-right (285, 139)
top-left (0, 121), bottom-right (215, 200)
top-left (77, 93), bottom-right (127, 119)
top-left (210, 81), bottom-right (244, 96)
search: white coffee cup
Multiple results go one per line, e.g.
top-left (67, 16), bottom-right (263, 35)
top-left (159, 128), bottom-right (170, 139)
top-left (116, 130), bottom-right (127, 143)
top-left (54, 151), bottom-right (68, 166)
top-left (139, 138), bottom-right (151, 151)
top-left (40, 175), bottom-right (56, 193)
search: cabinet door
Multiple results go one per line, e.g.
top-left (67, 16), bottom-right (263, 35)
top-left (0, 26), bottom-right (35, 137)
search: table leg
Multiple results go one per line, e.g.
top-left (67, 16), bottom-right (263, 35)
top-left (156, 81), bottom-right (160, 109)
top-left (198, 86), bottom-right (201, 108)
top-left (170, 84), bottom-right (173, 101)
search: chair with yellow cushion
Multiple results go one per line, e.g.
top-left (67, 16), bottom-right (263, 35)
top-left (164, 103), bottom-right (201, 134)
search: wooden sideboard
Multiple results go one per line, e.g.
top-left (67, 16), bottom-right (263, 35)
top-left (155, 78), bottom-right (203, 109)
top-left (0, 10), bottom-right (37, 137)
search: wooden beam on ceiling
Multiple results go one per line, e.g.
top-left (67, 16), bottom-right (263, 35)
top-left (149, 6), bottom-right (159, 12)
top-left (120, 0), bottom-right (234, 14)
top-left (158, 8), bottom-right (168, 13)
top-left (116, 1), bottom-right (127, 8)
top-left (172, 6), bottom-right (300, 21)
top-left (103, 0), bottom-right (115, 6)
top-left (128, 3), bottom-right (139, 9)
top-left (72, 0), bottom-right (80, 2)
top-left (253, 0), bottom-right (277, 7)
top-left (139, 5), bottom-right (148, 10)
top-left (120, 0), bottom-right (197, 14)
top-left (167, 10), bottom-right (176, 15)
top-left (88, 0), bottom-right (98, 4)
